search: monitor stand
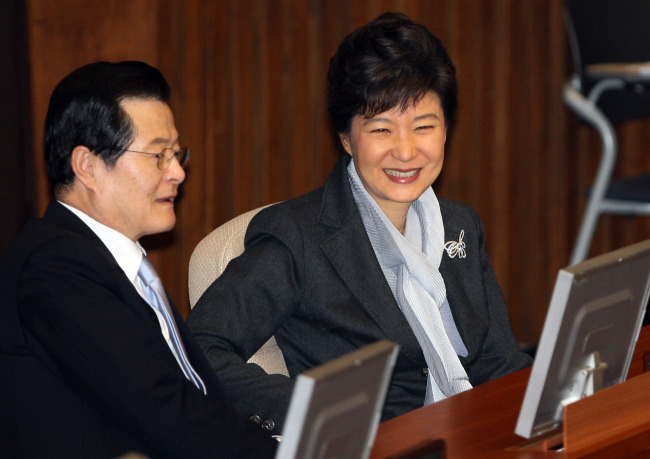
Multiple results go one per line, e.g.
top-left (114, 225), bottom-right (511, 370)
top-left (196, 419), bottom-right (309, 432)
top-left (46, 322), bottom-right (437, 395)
top-left (556, 351), bottom-right (608, 418)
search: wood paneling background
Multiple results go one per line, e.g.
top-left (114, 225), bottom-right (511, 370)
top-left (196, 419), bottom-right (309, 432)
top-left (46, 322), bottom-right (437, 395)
top-left (5, 0), bottom-right (650, 345)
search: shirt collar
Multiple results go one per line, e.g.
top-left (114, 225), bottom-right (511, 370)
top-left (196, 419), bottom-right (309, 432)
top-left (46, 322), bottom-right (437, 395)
top-left (58, 201), bottom-right (144, 285)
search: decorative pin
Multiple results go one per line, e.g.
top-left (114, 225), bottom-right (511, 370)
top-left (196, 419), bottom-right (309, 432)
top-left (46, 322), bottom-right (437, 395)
top-left (444, 230), bottom-right (466, 259)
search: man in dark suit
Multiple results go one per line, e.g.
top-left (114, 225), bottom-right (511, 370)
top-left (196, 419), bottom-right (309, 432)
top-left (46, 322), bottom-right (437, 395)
top-left (0, 61), bottom-right (277, 458)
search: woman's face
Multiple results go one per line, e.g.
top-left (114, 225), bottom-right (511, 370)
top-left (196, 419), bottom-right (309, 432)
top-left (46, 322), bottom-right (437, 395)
top-left (340, 91), bottom-right (447, 224)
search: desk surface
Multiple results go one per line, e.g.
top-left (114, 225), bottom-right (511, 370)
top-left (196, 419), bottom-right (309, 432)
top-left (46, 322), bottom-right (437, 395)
top-left (370, 325), bottom-right (650, 458)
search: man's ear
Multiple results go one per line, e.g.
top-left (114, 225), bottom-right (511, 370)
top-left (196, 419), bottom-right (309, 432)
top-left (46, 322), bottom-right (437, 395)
top-left (70, 146), bottom-right (98, 190)
top-left (339, 133), bottom-right (353, 156)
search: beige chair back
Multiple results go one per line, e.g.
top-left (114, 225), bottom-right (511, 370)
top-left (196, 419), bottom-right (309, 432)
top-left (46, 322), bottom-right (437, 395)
top-left (188, 204), bottom-right (289, 376)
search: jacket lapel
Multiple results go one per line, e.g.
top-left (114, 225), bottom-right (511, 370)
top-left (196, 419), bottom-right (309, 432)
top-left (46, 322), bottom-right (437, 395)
top-left (46, 200), bottom-right (224, 394)
top-left (45, 200), bottom-right (169, 326)
top-left (317, 156), bottom-right (426, 366)
top-left (439, 203), bottom-right (486, 363)
top-left (45, 200), bottom-right (108, 247)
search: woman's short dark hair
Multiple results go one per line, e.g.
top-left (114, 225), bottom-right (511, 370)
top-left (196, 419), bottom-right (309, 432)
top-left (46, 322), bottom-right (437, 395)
top-left (327, 12), bottom-right (457, 134)
top-left (44, 61), bottom-right (171, 193)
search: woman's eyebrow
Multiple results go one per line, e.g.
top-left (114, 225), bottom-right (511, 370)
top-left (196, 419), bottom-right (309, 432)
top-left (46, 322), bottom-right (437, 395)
top-left (362, 116), bottom-right (392, 125)
top-left (413, 113), bottom-right (440, 122)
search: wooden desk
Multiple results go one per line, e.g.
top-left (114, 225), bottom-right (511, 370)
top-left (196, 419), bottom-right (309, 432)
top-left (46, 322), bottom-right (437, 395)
top-left (370, 326), bottom-right (650, 458)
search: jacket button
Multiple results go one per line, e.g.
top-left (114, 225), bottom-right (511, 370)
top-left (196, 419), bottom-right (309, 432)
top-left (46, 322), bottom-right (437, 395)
top-left (421, 368), bottom-right (429, 377)
top-left (249, 414), bottom-right (262, 424)
top-left (261, 419), bottom-right (275, 431)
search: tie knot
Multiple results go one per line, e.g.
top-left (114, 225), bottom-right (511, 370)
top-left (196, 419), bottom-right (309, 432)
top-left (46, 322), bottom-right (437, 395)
top-left (138, 255), bottom-right (160, 287)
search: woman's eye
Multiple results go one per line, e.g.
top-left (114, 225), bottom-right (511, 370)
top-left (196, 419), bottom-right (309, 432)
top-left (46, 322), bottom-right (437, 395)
top-left (371, 128), bottom-right (390, 134)
top-left (415, 125), bottom-right (434, 131)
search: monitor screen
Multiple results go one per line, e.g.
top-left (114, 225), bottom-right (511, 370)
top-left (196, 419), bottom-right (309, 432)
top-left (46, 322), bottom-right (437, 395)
top-left (276, 339), bottom-right (399, 459)
top-left (515, 239), bottom-right (650, 439)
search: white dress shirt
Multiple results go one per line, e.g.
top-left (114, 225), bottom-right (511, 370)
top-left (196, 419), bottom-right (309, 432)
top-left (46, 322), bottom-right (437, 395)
top-left (59, 201), bottom-right (185, 366)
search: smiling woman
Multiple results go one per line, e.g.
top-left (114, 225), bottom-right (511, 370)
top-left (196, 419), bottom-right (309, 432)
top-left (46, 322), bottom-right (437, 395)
top-left (339, 92), bottom-right (447, 233)
top-left (188, 11), bottom-right (532, 433)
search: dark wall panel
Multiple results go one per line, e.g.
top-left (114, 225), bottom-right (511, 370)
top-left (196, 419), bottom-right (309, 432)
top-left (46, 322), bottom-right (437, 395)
top-left (14, 0), bottom-right (650, 345)
top-left (1, 0), bottom-right (32, 257)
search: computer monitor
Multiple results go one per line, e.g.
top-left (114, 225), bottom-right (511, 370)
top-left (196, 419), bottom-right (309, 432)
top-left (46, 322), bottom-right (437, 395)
top-left (515, 239), bottom-right (650, 439)
top-left (276, 339), bottom-right (399, 459)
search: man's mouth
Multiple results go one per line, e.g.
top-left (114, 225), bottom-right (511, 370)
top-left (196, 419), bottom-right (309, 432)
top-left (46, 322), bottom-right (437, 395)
top-left (156, 195), bottom-right (176, 203)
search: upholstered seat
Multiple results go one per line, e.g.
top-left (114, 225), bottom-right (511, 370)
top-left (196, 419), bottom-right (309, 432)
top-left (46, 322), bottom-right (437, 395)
top-left (188, 204), bottom-right (289, 376)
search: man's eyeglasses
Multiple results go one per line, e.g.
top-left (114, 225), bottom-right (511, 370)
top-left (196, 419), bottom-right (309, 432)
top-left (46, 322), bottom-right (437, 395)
top-left (120, 147), bottom-right (190, 170)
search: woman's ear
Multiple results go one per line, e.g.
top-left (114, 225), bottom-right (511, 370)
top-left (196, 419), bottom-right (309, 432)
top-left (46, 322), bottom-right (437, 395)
top-left (339, 133), bottom-right (353, 156)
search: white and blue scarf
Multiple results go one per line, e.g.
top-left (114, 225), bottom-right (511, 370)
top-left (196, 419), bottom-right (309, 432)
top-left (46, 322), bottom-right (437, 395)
top-left (348, 159), bottom-right (472, 403)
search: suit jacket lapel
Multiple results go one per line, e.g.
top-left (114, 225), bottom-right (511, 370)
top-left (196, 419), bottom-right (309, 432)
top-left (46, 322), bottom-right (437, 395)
top-left (46, 200), bottom-right (224, 395)
top-left (45, 200), bottom-right (176, 331)
top-left (45, 200), bottom-right (118, 264)
top-left (318, 156), bottom-right (426, 366)
top-left (439, 203), bottom-right (486, 363)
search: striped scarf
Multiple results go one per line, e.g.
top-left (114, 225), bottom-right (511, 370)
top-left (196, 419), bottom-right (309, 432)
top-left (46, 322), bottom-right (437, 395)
top-left (347, 159), bottom-right (472, 403)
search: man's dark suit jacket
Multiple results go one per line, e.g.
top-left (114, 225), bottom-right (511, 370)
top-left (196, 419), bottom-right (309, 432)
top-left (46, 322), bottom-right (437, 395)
top-left (189, 155), bottom-right (532, 433)
top-left (0, 200), bottom-right (276, 458)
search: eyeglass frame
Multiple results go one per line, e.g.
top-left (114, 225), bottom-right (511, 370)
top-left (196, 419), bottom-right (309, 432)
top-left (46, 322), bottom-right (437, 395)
top-left (113, 146), bottom-right (191, 170)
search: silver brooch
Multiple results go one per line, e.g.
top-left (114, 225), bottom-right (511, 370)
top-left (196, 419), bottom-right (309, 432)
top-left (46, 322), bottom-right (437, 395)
top-left (444, 230), bottom-right (466, 259)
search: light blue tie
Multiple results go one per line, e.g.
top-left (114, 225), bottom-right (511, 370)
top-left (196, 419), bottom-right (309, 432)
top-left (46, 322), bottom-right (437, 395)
top-left (138, 255), bottom-right (206, 394)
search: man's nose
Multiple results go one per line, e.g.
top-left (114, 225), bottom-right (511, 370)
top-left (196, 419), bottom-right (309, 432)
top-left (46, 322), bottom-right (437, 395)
top-left (165, 156), bottom-right (186, 183)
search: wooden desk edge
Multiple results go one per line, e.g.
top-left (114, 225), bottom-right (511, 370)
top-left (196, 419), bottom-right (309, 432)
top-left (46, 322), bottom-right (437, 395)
top-left (370, 325), bottom-right (650, 458)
